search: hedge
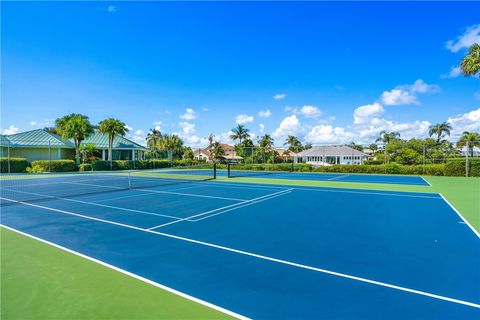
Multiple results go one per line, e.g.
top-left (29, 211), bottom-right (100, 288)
top-left (79, 164), bottom-right (93, 172)
top-left (0, 157), bottom-right (30, 173)
top-left (30, 160), bottom-right (77, 172)
top-left (445, 158), bottom-right (480, 177)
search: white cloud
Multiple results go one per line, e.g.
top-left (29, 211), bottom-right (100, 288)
top-left (259, 123), bottom-right (265, 132)
top-left (446, 24), bottom-right (480, 53)
top-left (353, 102), bottom-right (384, 124)
top-left (273, 93), bottom-right (286, 100)
top-left (1, 125), bottom-right (19, 135)
top-left (107, 5), bottom-right (117, 13)
top-left (235, 114), bottom-right (254, 124)
top-left (381, 79), bottom-right (439, 106)
top-left (258, 109), bottom-right (272, 118)
top-left (298, 105), bottom-right (322, 118)
top-left (441, 66), bottom-right (463, 79)
top-left (125, 129), bottom-right (146, 146)
top-left (447, 108), bottom-right (480, 138)
top-left (153, 121), bottom-right (162, 131)
top-left (179, 108), bottom-right (196, 121)
top-left (272, 115), bottom-right (302, 138)
top-left (29, 119), bottom-right (53, 127)
top-left (305, 125), bottom-right (355, 144)
top-left (381, 89), bottom-right (418, 106)
top-left (175, 122), bottom-right (208, 148)
top-left (125, 125), bottom-right (133, 131)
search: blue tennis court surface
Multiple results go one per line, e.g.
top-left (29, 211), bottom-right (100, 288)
top-left (1, 175), bottom-right (478, 319)
top-left (163, 168), bottom-right (431, 186)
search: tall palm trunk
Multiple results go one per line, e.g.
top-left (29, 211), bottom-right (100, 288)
top-left (108, 133), bottom-right (114, 168)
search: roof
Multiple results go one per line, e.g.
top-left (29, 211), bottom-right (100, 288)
top-left (275, 148), bottom-right (297, 157)
top-left (193, 144), bottom-right (236, 157)
top-left (81, 132), bottom-right (148, 151)
top-left (296, 145), bottom-right (367, 157)
top-left (0, 129), bottom-right (74, 148)
top-left (0, 129), bottom-right (148, 151)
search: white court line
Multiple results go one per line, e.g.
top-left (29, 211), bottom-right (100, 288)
top-left (439, 193), bottom-right (480, 238)
top-left (196, 180), bottom-right (441, 199)
top-left (202, 181), bottom-right (441, 199)
top-left (2, 188), bottom-right (182, 220)
top-left (1, 225), bottom-right (249, 320)
top-left (147, 188), bottom-right (293, 230)
top-left (420, 176), bottom-right (433, 187)
top-left (327, 174), bottom-right (350, 181)
top-left (1, 196), bottom-right (478, 309)
top-left (63, 181), bottom-right (247, 202)
top-left (191, 191), bottom-right (292, 222)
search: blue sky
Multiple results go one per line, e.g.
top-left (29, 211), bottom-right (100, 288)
top-left (2, 1), bottom-right (479, 147)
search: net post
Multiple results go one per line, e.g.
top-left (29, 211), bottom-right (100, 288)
top-left (466, 140), bottom-right (469, 177)
top-left (227, 163), bottom-right (231, 178)
top-left (213, 163), bottom-right (217, 179)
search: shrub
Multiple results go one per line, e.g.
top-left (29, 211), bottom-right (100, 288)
top-left (26, 164), bottom-right (46, 173)
top-left (364, 160), bottom-right (384, 165)
top-left (79, 163), bottom-right (93, 172)
top-left (445, 158), bottom-right (480, 177)
top-left (112, 160), bottom-right (135, 170)
top-left (0, 157), bottom-right (30, 173)
top-left (30, 160), bottom-right (77, 172)
top-left (92, 160), bottom-right (111, 171)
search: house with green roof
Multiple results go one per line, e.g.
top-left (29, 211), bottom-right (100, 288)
top-left (0, 129), bottom-right (148, 162)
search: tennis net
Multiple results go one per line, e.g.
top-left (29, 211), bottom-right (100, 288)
top-left (227, 163), bottom-right (294, 178)
top-left (1, 163), bottom-right (216, 205)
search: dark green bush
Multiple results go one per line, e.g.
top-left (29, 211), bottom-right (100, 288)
top-left (0, 157), bottom-right (30, 173)
top-left (79, 163), bottom-right (93, 172)
top-left (30, 160), bottom-right (77, 172)
top-left (112, 160), bottom-right (135, 170)
top-left (364, 160), bottom-right (384, 165)
top-left (445, 158), bottom-right (480, 177)
top-left (92, 160), bottom-right (111, 171)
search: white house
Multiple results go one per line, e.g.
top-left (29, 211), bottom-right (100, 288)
top-left (295, 145), bottom-right (368, 166)
top-left (193, 144), bottom-right (243, 162)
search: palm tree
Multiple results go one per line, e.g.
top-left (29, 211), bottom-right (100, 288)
top-left (146, 128), bottom-right (162, 158)
top-left (460, 44), bottom-right (480, 77)
top-left (158, 134), bottom-right (184, 162)
top-left (429, 122), bottom-right (452, 144)
top-left (210, 142), bottom-right (225, 162)
top-left (284, 135), bottom-right (303, 153)
top-left (457, 131), bottom-right (480, 157)
top-left (98, 118), bottom-right (128, 166)
top-left (55, 114), bottom-right (94, 164)
top-left (368, 143), bottom-right (378, 152)
top-left (259, 134), bottom-right (275, 163)
top-left (375, 131), bottom-right (400, 145)
top-left (229, 124), bottom-right (250, 144)
top-left (207, 134), bottom-right (215, 148)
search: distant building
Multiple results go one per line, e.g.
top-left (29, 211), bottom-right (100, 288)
top-left (362, 148), bottom-right (376, 160)
top-left (0, 129), bottom-right (148, 162)
top-left (459, 146), bottom-right (480, 157)
top-left (295, 145), bottom-right (367, 165)
top-left (193, 143), bottom-right (243, 163)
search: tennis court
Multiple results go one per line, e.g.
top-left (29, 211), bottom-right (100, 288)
top-left (1, 171), bottom-right (479, 319)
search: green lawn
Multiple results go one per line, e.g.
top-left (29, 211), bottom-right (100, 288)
top-left (2, 174), bottom-right (478, 319)
top-left (0, 227), bottom-right (233, 320)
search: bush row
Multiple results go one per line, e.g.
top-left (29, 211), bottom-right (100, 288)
top-left (1, 157), bottom-right (478, 177)
top-left (0, 157), bottom-right (30, 173)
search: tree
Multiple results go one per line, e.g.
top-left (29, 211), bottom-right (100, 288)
top-left (210, 142), bottom-right (225, 162)
top-left (182, 147), bottom-right (194, 160)
top-left (79, 143), bottom-right (97, 164)
top-left (457, 131), bottom-right (480, 157)
top-left (368, 143), bottom-right (378, 152)
top-left (259, 134), bottom-right (275, 162)
top-left (229, 124), bottom-right (250, 144)
top-left (55, 114), bottom-right (94, 164)
top-left (98, 118), bottom-right (128, 166)
top-left (284, 135), bottom-right (303, 153)
top-left (460, 44), bottom-right (480, 77)
top-left (207, 134), bottom-right (215, 148)
top-left (375, 131), bottom-right (400, 145)
top-left (146, 128), bottom-right (162, 158)
top-left (158, 134), bottom-right (184, 162)
top-left (429, 122), bottom-right (452, 144)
